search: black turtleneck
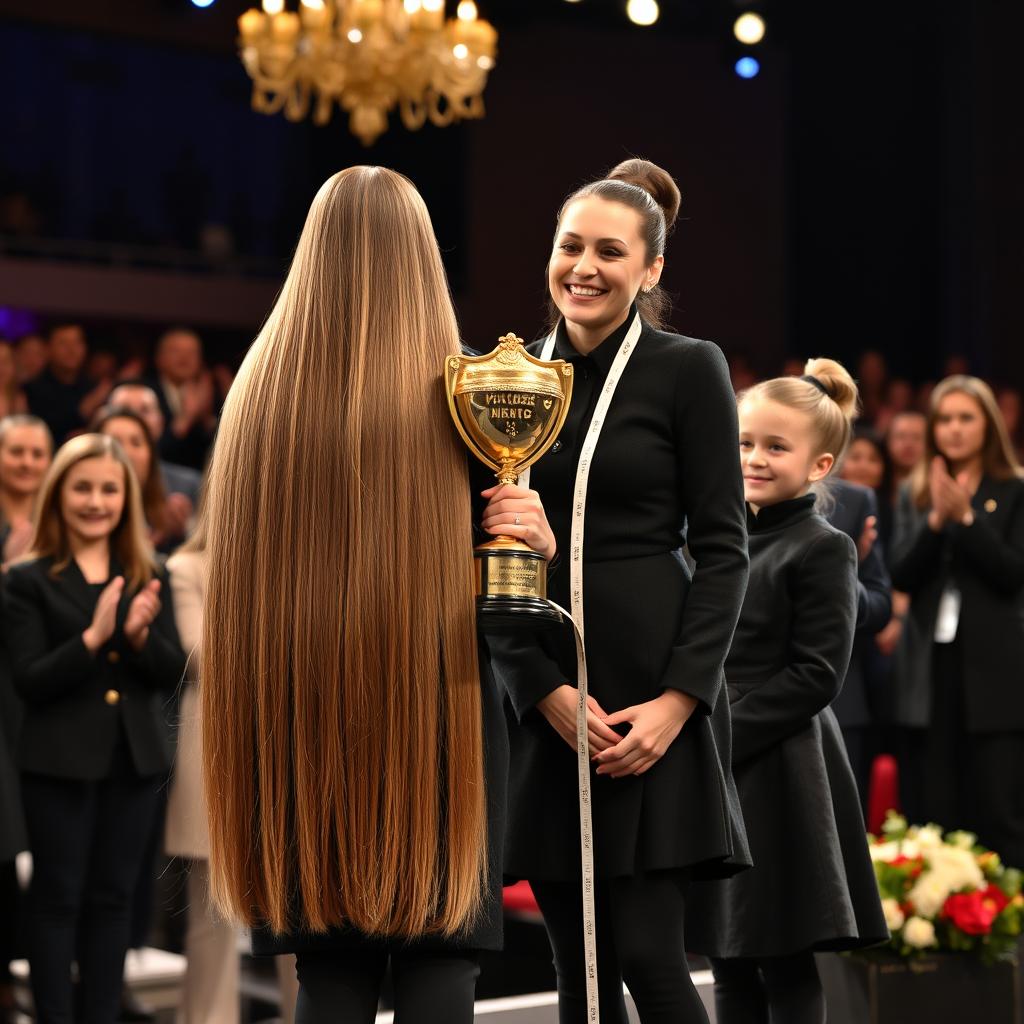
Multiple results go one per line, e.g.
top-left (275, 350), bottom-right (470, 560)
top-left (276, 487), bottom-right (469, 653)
top-left (745, 492), bottom-right (817, 534)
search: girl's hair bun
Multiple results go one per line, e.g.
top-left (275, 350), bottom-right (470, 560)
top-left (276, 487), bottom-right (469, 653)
top-left (803, 357), bottom-right (859, 422)
top-left (607, 158), bottom-right (681, 234)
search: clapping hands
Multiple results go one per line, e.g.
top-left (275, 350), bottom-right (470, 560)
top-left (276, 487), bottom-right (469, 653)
top-left (927, 456), bottom-right (973, 530)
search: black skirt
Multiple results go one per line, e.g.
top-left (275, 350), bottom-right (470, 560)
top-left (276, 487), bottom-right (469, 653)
top-left (686, 706), bottom-right (889, 958)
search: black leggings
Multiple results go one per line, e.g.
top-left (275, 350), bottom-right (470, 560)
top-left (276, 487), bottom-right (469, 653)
top-left (294, 948), bottom-right (480, 1024)
top-left (710, 953), bottom-right (824, 1024)
top-left (531, 874), bottom-right (708, 1024)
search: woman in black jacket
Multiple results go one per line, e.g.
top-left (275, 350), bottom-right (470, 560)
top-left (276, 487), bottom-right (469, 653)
top-left (686, 361), bottom-right (887, 1024)
top-left (891, 375), bottom-right (1024, 867)
top-left (4, 433), bottom-right (184, 1024)
top-left (484, 159), bottom-right (750, 1024)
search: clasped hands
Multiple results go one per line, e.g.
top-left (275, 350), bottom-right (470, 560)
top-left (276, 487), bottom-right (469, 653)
top-left (537, 684), bottom-right (698, 778)
top-left (82, 577), bottom-right (163, 654)
top-left (927, 456), bottom-right (974, 531)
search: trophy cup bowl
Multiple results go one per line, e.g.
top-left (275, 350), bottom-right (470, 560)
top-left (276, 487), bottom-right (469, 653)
top-left (445, 334), bottom-right (574, 630)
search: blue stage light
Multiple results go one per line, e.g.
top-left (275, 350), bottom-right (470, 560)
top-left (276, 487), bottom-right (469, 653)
top-left (735, 56), bottom-right (760, 79)
top-left (191, 0), bottom-right (216, 8)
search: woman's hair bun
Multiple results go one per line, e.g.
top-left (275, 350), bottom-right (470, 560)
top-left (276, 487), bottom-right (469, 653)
top-left (803, 357), bottom-right (859, 421)
top-left (607, 158), bottom-right (681, 233)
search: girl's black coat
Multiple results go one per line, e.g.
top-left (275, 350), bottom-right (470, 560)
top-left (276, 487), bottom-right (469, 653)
top-left (890, 475), bottom-right (1024, 731)
top-left (2, 555), bottom-right (185, 780)
top-left (490, 315), bottom-right (752, 881)
top-left (687, 496), bottom-right (889, 957)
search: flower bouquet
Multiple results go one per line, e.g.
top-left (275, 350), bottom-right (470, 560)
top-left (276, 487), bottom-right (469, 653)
top-left (868, 811), bottom-right (1023, 964)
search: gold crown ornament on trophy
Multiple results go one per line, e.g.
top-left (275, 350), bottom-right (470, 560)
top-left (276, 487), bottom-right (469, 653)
top-left (445, 334), bottom-right (574, 629)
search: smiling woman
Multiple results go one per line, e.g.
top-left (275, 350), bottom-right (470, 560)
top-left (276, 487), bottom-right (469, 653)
top-left (485, 158), bottom-right (750, 1024)
top-left (1, 432), bottom-right (184, 1024)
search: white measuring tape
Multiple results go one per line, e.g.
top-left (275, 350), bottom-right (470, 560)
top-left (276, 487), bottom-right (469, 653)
top-left (520, 312), bottom-right (643, 1024)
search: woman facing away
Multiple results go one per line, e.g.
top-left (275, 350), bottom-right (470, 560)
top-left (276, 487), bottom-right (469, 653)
top-left (484, 159), bottom-right (751, 1024)
top-left (199, 166), bottom-right (555, 1024)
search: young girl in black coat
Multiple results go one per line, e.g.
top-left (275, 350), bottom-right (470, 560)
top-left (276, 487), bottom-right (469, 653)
top-left (687, 359), bottom-right (888, 1024)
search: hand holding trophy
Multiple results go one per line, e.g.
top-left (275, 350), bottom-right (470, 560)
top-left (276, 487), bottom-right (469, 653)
top-left (445, 334), bottom-right (573, 630)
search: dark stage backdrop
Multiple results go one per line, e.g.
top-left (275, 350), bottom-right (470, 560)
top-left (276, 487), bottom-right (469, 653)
top-left (0, 1), bottom-right (1020, 386)
top-left (0, 7), bottom-right (786, 371)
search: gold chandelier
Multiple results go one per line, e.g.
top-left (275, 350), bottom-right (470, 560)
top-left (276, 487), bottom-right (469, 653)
top-left (237, 0), bottom-right (498, 146)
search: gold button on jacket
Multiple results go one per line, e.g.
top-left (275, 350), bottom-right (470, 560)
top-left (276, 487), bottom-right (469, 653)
top-left (104, 689), bottom-right (120, 706)
top-left (107, 650), bottom-right (121, 664)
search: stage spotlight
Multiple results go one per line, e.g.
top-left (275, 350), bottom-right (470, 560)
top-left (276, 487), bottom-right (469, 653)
top-left (626, 0), bottom-right (659, 27)
top-left (734, 56), bottom-right (760, 79)
top-left (733, 12), bottom-right (765, 45)
top-left (191, 0), bottom-right (216, 7)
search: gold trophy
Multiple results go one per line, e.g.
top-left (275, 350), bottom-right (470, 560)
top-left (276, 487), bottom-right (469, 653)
top-left (445, 333), bottom-right (574, 629)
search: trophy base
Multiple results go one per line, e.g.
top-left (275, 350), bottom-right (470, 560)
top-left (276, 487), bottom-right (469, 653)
top-left (474, 540), bottom-right (563, 632)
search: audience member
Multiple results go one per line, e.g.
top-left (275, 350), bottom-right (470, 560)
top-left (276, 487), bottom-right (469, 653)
top-left (3, 433), bottom-right (185, 1024)
top-left (827, 475), bottom-right (893, 812)
top-left (0, 415), bottom-right (54, 564)
top-left (0, 415), bottom-right (53, 1021)
top-left (86, 350), bottom-right (119, 388)
top-left (842, 429), bottom-right (895, 549)
top-left (145, 329), bottom-right (217, 471)
top-left (94, 408), bottom-right (190, 554)
top-left (108, 382), bottom-right (202, 507)
top-left (12, 335), bottom-right (47, 386)
top-left (24, 324), bottom-right (109, 444)
top-left (998, 386), bottom-right (1022, 458)
top-left (885, 411), bottom-right (927, 504)
top-left (891, 376), bottom-right (1024, 865)
top-left (874, 377), bottom-right (914, 435)
top-left (857, 350), bottom-right (889, 425)
top-left (0, 345), bottom-right (27, 421)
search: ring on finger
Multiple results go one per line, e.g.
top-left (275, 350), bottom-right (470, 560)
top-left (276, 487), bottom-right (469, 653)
top-left (514, 513), bottom-right (521, 526)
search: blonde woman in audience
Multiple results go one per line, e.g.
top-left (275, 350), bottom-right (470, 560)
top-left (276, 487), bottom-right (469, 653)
top-left (3, 433), bottom-right (184, 1024)
top-left (0, 414), bottom-right (53, 564)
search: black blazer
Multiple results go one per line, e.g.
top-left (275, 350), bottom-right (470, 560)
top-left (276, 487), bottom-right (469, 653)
top-left (3, 555), bottom-right (186, 780)
top-left (688, 495), bottom-right (887, 958)
top-left (827, 479), bottom-right (893, 728)
top-left (490, 312), bottom-right (751, 882)
top-left (890, 475), bottom-right (1024, 732)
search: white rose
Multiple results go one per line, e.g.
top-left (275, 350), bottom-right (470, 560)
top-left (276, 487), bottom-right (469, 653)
top-left (947, 830), bottom-right (977, 850)
top-left (882, 898), bottom-right (905, 931)
top-left (903, 916), bottom-right (938, 949)
top-left (901, 839), bottom-right (921, 859)
top-left (915, 825), bottom-right (943, 848)
top-left (907, 873), bottom-right (952, 918)
top-left (926, 845), bottom-right (984, 891)
top-left (870, 841), bottom-right (901, 863)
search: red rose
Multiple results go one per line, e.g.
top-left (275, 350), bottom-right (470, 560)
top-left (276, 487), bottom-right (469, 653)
top-left (891, 854), bottom-right (925, 878)
top-left (942, 890), bottom-right (999, 935)
top-left (982, 884), bottom-right (1009, 916)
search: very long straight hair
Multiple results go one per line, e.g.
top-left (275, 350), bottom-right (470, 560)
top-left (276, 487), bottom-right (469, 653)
top-left (201, 166), bottom-right (485, 938)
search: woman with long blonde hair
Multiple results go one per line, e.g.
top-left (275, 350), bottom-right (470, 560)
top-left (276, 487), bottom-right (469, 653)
top-left (2, 433), bottom-right (185, 1024)
top-left (892, 375), bottom-right (1024, 867)
top-left (201, 165), bottom-right (555, 1022)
